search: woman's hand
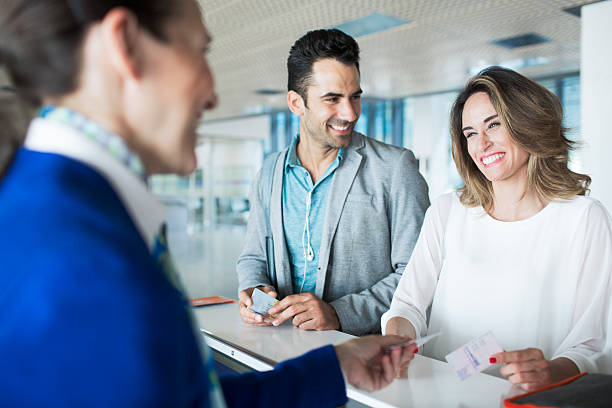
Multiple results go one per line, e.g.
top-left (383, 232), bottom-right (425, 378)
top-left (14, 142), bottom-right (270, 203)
top-left (490, 349), bottom-right (579, 391)
top-left (385, 317), bottom-right (418, 378)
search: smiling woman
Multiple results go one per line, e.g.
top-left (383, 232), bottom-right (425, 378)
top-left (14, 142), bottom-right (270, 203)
top-left (383, 66), bottom-right (612, 392)
top-left (449, 66), bottom-right (591, 213)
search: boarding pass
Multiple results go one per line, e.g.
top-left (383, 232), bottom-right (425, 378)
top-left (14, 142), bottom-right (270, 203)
top-left (444, 331), bottom-right (504, 381)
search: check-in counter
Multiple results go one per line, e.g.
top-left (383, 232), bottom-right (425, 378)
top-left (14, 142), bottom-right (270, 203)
top-left (192, 303), bottom-right (521, 408)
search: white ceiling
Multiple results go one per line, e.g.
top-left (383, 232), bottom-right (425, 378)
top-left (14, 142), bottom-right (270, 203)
top-left (0, 1), bottom-right (595, 122)
top-left (199, 0), bottom-right (596, 120)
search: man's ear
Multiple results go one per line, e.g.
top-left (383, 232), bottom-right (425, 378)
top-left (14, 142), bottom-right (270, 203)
top-left (287, 90), bottom-right (306, 116)
top-left (100, 8), bottom-right (142, 80)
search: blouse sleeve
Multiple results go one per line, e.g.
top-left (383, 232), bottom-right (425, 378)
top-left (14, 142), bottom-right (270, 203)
top-left (381, 193), bottom-right (452, 337)
top-left (553, 199), bottom-right (612, 373)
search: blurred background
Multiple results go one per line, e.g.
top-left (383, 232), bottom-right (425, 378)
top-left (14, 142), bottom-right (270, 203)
top-left (1, 0), bottom-right (609, 300)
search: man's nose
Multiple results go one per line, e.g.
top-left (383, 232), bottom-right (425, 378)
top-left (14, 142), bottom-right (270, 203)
top-left (337, 99), bottom-right (358, 122)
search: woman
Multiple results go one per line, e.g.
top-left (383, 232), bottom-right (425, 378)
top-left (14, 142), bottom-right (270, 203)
top-left (383, 66), bottom-right (612, 391)
top-left (0, 1), bottom-right (413, 406)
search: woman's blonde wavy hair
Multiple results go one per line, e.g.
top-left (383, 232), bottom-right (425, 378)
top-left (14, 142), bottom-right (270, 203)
top-left (449, 66), bottom-right (590, 211)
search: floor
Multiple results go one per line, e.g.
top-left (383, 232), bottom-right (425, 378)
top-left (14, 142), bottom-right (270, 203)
top-left (166, 202), bottom-right (245, 301)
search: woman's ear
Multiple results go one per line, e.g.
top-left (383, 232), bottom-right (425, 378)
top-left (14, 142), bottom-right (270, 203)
top-left (100, 8), bottom-right (142, 80)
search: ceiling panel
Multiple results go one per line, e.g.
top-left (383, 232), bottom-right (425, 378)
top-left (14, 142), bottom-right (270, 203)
top-left (0, 1), bottom-right (595, 122)
top-left (199, 0), bottom-right (596, 120)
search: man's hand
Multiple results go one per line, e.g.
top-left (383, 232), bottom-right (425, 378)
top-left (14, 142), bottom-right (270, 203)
top-left (238, 286), bottom-right (277, 326)
top-left (267, 292), bottom-right (340, 330)
top-left (491, 349), bottom-right (579, 392)
top-left (335, 335), bottom-right (418, 392)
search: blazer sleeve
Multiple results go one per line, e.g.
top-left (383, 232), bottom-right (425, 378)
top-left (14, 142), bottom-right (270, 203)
top-left (236, 169), bottom-right (273, 292)
top-left (219, 345), bottom-right (347, 408)
top-left (330, 149), bottom-right (430, 335)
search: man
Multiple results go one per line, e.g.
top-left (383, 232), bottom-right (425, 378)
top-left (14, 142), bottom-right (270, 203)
top-left (237, 29), bottom-right (429, 335)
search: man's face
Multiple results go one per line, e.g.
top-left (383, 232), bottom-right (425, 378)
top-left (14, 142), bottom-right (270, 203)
top-left (298, 58), bottom-right (362, 149)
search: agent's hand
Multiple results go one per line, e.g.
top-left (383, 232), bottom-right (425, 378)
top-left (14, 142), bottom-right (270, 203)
top-left (335, 335), bottom-right (418, 392)
top-left (267, 292), bottom-right (340, 330)
top-left (238, 286), bottom-right (277, 326)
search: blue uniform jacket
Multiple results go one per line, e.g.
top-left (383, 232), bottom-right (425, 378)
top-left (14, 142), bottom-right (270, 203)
top-left (0, 148), bottom-right (346, 407)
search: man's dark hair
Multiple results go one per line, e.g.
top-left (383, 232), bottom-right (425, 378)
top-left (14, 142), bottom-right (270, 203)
top-left (0, 0), bottom-right (186, 104)
top-left (287, 29), bottom-right (360, 105)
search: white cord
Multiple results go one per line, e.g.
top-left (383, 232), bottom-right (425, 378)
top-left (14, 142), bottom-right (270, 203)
top-left (300, 191), bottom-right (314, 293)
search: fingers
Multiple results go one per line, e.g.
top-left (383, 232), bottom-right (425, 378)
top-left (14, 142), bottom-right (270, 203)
top-left (499, 359), bottom-right (549, 377)
top-left (271, 301), bottom-right (308, 326)
top-left (380, 354), bottom-right (395, 387)
top-left (238, 304), bottom-right (271, 325)
top-left (238, 287), bottom-right (273, 326)
top-left (268, 293), bottom-right (311, 316)
top-left (237, 289), bottom-right (253, 307)
top-left (492, 348), bottom-right (552, 391)
top-left (390, 343), bottom-right (416, 378)
top-left (492, 348), bottom-right (544, 364)
top-left (507, 370), bottom-right (552, 388)
top-left (260, 285), bottom-right (277, 299)
top-left (292, 311), bottom-right (315, 329)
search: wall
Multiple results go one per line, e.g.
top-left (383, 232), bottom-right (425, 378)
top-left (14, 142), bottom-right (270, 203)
top-left (581, 0), bottom-right (612, 211)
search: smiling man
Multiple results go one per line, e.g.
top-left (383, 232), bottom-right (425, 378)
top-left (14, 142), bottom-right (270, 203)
top-left (236, 29), bottom-right (429, 335)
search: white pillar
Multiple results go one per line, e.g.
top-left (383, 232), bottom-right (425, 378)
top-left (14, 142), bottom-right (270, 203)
top-left (581, 0), bottom-right (612, 211)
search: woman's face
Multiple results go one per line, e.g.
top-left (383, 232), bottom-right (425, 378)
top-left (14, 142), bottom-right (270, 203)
top-left (461, 92), bottom-right (529, 186)
top-left (130, 1), bottom-right (217, 175)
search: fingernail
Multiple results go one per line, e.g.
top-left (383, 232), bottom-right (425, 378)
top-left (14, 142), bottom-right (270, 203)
top-left (489, 357), bottom-right (497, 364)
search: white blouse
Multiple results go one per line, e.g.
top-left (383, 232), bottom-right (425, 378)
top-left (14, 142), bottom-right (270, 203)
top-left (382, 192), bottom-right (612, 374)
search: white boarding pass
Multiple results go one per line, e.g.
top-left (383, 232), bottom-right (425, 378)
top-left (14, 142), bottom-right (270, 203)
top-left (444, 331), bottom-right (503, 380)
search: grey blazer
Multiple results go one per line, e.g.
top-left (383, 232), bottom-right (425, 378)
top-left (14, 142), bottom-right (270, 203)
top-left (236, 132), bottom-right (429, 335)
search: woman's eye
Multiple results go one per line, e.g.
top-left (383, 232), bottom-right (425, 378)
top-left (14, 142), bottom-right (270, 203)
top-left (488, 121), bottom-right (500, 129)
top-left (464, 132), bottom-right (476, 139)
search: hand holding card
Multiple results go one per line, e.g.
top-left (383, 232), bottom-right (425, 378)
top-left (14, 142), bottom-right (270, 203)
top-left (445, 331), bottom-right (504, 381)
top-left (384, 331), bottom-right (442, 352)
top-left (249, 288), bottom-right (279, 321)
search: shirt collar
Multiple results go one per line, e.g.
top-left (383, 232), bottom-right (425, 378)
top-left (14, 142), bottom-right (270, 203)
top-left (23, 115), bottom-right (165, 250)
top-left (284, 134), bottom-right (344, 171)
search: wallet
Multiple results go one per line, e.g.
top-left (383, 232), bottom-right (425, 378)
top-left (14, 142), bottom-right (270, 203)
top-left (504, 372), bottom-right (612, 408)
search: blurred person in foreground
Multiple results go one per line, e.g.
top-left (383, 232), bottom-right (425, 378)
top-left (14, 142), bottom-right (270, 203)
top-left (0, 1), bottom-right (416, 406)
top-left (383, 66), bottom-right (612, 391)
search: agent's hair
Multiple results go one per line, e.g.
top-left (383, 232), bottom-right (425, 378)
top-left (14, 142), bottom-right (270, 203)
top-left (0, 0), bottom-right (185, 104)
top-left (0, 87), bottom-right (34, 177)
top-left (449, 66), bottom-right (590, 211)
top-left (287, 29), bottom-right (359, 106)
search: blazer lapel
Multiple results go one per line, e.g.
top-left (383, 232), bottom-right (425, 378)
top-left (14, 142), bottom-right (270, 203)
top-left (315, 132), bottom-right (365, 298)
top-left (270, 150), bottom-right (293, 298)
